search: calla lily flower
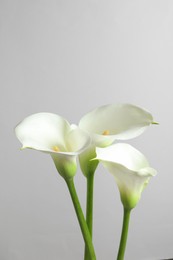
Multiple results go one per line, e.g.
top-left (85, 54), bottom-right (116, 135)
top-left (95, 143), bottom-right (157, 210)
top-left (79, 104), bottom-right (155, 176)
top-left (15, 113), bottom-right (91, 179)
top-left (79, 103), bottom-right (154, 146)
top-left (15, 113), bottom-right (97, 259)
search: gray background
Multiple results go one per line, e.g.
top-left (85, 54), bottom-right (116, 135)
top-left (0, 0), bottom-right (173, 259)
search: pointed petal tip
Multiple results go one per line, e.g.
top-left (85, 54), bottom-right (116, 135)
top-left (20, 145), bottom-right (31, 150)
top-left (152, 121), bottom-right (159, 125)
top-left (20, 146), bottom-right (26, 150)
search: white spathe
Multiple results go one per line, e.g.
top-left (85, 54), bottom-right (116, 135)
top-left (95, 143), bottom-right (157, 209)
top-left (15, 113), bottom-right (91, 179)
top-left (79, 104), bottom-right (155, 177)
top-left (79, 104), bottom-right (154, 147)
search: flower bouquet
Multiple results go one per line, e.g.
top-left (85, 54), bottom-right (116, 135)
top-left (15, 104), bottom-right (157, 260)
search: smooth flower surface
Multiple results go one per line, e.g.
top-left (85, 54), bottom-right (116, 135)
top-left (79, 104), bottom-right (154, 147)
top-left (15, 113), bottom-right (91, 179)
top-left (95, 143), bottom-right (157, 209)
top-left (79, 104), bottom-right (155, 176)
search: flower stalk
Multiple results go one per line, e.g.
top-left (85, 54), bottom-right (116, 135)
top-left (65, 177), bottom-right (96, 260)
top-left (117, 208), bottom-right (131, 260)
top-left (84, 170), bottom-right (95, 260)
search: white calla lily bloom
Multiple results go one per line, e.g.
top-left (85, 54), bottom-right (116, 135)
top-left (79, 104), bottom-right (155, 176)
top-left (95, 143), bottom-right (157, 209)
top-left (15, 113), bottom-right (91, 179)
top-left (79, 104), bottom-right (154, 146)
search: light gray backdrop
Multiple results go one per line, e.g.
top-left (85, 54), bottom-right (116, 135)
top-left (0, 0), bottom-right (173, 259)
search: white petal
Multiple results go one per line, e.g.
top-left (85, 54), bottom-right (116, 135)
top-left (15, 114), bottom-right (91, 179)
top-left (95, 143), bottom-right (157, 209)
top-left (79, 104), bottom-right (154, 144)
top-left (15, 113), bottom-right (70, 152)
top-left (65, 125), bottom-right (91, 154)
top-left (91, 133), bottom-right (116, 147)
top-left (96, 143), bottom-right (150, 171)
top-left (138, 167), bottom-right (157, 177)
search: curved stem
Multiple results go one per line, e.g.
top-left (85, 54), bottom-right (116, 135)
top-left (84, 171), bottom-right (95, 260)
top-left (65, 178), bottom-right (96, 260)
top-left (117, 208), bottom-right (131, 260)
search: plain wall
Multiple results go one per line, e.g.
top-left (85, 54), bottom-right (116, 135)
top-left (1, 1), bottom-right (173, 259)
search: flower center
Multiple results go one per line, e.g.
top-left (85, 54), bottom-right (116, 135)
top-left (102, 130), bottom-right (110, 135)
top-left (52, 145), bottom-right (60, 152)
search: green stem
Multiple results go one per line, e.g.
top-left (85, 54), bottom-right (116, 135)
top-left (65, 178), bottom-right (96, 260)
top-left (84, 171), bottom-right (95, 260)
top-left (117, 208), bottom-right (131, 260)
